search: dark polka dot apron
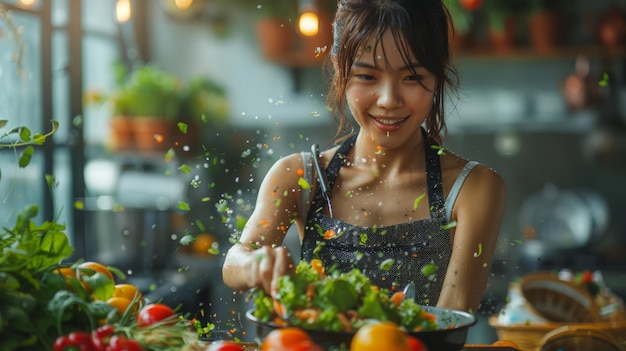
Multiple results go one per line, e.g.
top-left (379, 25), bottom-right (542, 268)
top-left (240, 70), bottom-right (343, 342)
top-left (301, 132), bottom-right (452, 306)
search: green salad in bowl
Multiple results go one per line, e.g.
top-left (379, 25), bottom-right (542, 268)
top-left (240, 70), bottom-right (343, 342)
top-left (247, 260), bottom-right (476, 350)
top-left (250, 259), bottom-right (439, 334)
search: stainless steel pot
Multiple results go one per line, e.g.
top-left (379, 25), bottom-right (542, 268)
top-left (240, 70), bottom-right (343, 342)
top-left (83, 197), bottom-right (178, 273)
top-left (518, 184), bottom-right (610, 251)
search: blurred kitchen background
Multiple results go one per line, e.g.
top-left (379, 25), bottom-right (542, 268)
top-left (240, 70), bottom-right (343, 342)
top-left (1, 0), bottom-right (626, 343)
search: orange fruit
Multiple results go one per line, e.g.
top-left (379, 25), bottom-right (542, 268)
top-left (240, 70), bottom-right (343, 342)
top-left (79, 261), bottom-right (114, 280)
top-left (113, 283), bottom-right (142, 301)
top-left (54, 267), bottom-right (76, 279)
top-left (107, 296), bottom-right (134, 315)
top-left (191, 233), bottom-right (216, 255)
top-left (261, 328), bottom-right (314, 351)
top-left (351, 322), bottom-right (410, 351)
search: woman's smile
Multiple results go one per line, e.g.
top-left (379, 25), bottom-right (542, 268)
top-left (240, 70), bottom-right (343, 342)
top-left (372, 116), bottom-right (408, 130)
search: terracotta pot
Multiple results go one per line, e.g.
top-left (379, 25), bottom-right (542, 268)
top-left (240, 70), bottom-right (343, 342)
top-left (597, 6), bottom-right (626, 49)
top-left (108, 115), bottom-right (135, 152)
top-left (256, 17), bottom-right (295, 61)
top-left (132, 117), bottom-right (177, 151)
top-left (449, 22), bottom-right (476, 53)
top-left (488, 16), bottom-right (517, 53)
top-left (529, 11), bottom-right (563, 52)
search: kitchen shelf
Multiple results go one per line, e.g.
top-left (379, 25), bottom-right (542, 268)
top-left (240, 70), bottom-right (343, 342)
top-left (454, 45), bottom-right (626, 61)
top-left (447, 112), bottom-right (596, 135)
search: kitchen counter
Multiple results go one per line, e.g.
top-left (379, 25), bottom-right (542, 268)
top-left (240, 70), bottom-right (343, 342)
top-left (201, 342), bottom-right (522, 351)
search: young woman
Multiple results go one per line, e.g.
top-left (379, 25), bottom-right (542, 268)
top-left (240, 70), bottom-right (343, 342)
top-left (223, 0), bottom-right (506, 313)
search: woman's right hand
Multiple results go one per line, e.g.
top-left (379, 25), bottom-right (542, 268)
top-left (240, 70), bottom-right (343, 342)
top-left (246, 245), bottom-right (295, 295)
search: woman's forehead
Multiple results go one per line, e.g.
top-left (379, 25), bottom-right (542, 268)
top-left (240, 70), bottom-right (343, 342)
top-left (354, 30), bottom-right (416, 66)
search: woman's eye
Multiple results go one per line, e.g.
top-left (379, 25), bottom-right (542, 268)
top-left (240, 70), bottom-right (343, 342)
top-left (355, 74), bottom-right (375, 81)
top-left (405, 75), bottom-right (424, 82)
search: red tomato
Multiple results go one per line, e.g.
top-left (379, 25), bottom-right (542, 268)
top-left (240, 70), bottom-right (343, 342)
top-left (581, 270), bottom-right (594, 284)
top-left (206, 341), bottom-right (245, 351)
top-left (136, 303), bottom-right (175, 328)
top-left (53, 332), bottom-right (93, 351)
top-left (108, 334), bottom-right (145, 351)
top-left (261, 328), bottom-right (318, 351)
top-left (407, 335), bottom-right (429, 351)
top-left (459, 0), bottom-right (482, 11)
top-left (91, 324), bottom-right (115, 351)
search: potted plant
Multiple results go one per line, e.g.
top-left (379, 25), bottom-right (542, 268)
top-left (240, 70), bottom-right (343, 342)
top-left (178, 76), bottom-right (229, 149)
top-left (119, 65), bottom-right (183, 151)
top-left (445, 0), bottom-right (478, 53)
top-left (215, 0), bottom-right (335, 63)
top-left (107, 86), bottom-right (136, 151)
top-left (482, 0), bottom-right (518, 52)
top-left (526, 0), bottom-right (564, 52)
top-left (214, 0), bottom-right (298, 60)
top-left (88, 63), bottom-right (230, 153)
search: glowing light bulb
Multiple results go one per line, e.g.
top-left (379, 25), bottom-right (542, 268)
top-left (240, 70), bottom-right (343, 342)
top-left (116, 0), bottom-right (132, 23)
top-left (298, 11), bottom-right (319, 37)
top-left (174, 0), bottom-right (194, 10)
top-left (19, 0), bottom-right (36, 6)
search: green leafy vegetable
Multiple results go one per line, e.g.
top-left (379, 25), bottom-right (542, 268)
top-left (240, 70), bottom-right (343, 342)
top-left (252, 261), bottom-right (438, 333)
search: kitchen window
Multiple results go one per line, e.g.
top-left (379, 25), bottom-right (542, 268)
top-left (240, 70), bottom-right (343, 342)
top-left (0, 0), bottom-right (146, 260)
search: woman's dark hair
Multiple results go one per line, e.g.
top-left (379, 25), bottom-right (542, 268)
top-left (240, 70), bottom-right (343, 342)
top-left (326, 0), bottom-right (459, 144)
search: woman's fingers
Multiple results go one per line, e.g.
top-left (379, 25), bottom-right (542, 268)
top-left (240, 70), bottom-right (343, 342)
top-left (271, 246), bottom-right (295, 295)
top-left (249, 246), bottom-right (294, 294)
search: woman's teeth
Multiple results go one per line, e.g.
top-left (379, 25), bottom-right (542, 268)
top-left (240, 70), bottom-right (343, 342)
top-left (376, 118), bottom-right (401, 125)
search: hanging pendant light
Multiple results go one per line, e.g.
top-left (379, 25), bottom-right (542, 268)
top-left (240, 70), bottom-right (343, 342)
top-left (297, 0), bottom-right (319, 37)
top-left (18, 0), bottom-right (36, 6)
top-left (116, 0), bottom-right (132, 23)
top-left (173, 0), bottom-right (194, 10)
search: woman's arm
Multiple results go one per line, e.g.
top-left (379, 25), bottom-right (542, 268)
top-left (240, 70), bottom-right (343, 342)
top-left (222, 153), bottom-right (307, 293)
top-left (437, 164), bottom-right (506, 313)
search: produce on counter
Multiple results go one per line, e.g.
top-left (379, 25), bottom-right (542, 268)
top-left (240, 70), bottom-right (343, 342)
top-left (205, 340), bottom-right (245, 351)
top-left (251, 260), bottom-right (438, 333)
top-left (0, 205), bottom-right (213, 351)
top-left (260, 327), bottom-right (323, 351)
top-left (350, 321), bottom-right (428, 351)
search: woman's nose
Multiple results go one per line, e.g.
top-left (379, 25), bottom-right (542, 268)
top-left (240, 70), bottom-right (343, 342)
top-left (376, 80), bottom-right (403, 109)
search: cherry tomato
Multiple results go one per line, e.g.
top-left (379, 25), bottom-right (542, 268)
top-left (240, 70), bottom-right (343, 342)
top-left (136, 303), bottom-right (175, 328)
top-left (406, 335), bottom-right (429, 351)
top-left (91, 324), bottom-right (115, 351)
top-left (261, 328), bottom-right (322, 351)
top-left (206, 340), bottom-right (245, 351)
top-left (459, 0), bottom-right (482, 11)
top-left (581, 270), bottom-right (594, 284)
top-left (53, 331), bottom-right (94, 351)
top-left (107, 334), bottom-right (144, 351)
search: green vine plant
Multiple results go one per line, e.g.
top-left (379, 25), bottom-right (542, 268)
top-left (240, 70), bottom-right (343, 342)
top-left (0, 119), bottom-right (59, 167)
top-left (0, 120), bottom-right (60, 218)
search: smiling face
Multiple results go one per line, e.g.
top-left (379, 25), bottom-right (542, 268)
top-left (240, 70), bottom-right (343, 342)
top-left (345, 29), bottom-right (437, 149)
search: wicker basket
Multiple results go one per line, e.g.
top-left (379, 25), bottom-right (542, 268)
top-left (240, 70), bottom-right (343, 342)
top-left (518, 271), bottom-right (602, 323)
top-left (539, 325), bottom-right (625, 351)
top-left (488, 317), bottom-right (626, 351)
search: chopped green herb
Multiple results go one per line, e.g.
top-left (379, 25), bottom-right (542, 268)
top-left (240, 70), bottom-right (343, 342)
top-left (413, 192), bottom-right (426, 211)
top-left (379, 258), bottom-right (395, 271)
top-left (421, 263), bottom-right (438, 277)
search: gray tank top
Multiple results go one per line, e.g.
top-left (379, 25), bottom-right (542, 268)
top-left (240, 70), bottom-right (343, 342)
top-left (300, 133), bottom-right (479, 306)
